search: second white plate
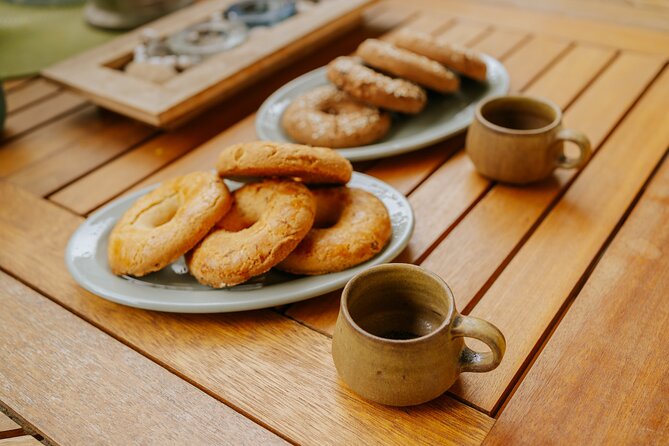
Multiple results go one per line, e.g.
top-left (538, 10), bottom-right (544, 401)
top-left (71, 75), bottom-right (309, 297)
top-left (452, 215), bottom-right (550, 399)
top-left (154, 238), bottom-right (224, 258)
top-left (256, 54), bottom-right (509, 162)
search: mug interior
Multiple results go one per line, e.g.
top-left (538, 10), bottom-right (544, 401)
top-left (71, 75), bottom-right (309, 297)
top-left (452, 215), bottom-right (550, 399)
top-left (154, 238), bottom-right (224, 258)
top-left (343, 265), bottom-right (454, 341)
top-left (478, 96), bottom-right (560, 134)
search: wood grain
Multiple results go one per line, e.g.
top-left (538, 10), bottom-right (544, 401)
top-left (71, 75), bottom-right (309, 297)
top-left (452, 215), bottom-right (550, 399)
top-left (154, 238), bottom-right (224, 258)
top-left (0, 182), bottom-right (494, 445)
top-left (0, 414), bottom-right (22, 440)
top-left (484, 154), bottom-right (669, 445)
top-left (469, 28), bottom-right (528, 60)
top-left (2, 91), bottom-right (87, 141)
top-left (523, 44), bottom-right (616, 109)
top-left (404, 0), bottom-right (669, 55)
top-left (5, 80), bottom-right (60, 115)
top-left (1, 78), bottom-right (34, 92)
top-left (0, 106), bottom-right (105, 178)
top-left (0, 437), bottom-right (41, 446)
top-left (474, 0), bottom-right (669, 31)
top-left (0, 272), bottom-right (284, 446)
top-left (451, 65), bottom-right (669, 413)
top-left (434, 20), bottom-right (490, 45)
top-left (7, 115), bottom-right (154, 197)
top-left (422, 51), bottom-right (664, 315)
top-left (503, 36), bottom-right (571, 92)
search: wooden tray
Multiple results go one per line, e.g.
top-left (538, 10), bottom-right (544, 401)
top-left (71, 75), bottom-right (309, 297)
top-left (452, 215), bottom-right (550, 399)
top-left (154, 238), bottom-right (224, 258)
top-left (42, 0), bottom-right (375, 128)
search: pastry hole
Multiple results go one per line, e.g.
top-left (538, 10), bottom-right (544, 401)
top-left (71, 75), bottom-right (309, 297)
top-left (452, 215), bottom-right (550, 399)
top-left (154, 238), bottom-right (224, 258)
top-left (313, 194), bottom-right (344, 228)
top-left (135, 195), bottom-right (180, 228)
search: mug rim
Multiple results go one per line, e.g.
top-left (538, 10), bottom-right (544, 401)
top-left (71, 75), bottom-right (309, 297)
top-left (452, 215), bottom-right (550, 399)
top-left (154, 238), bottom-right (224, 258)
top-left (475, 94), bottom-right (562, 136)
top-left (340, 263), bottom-right (456, 344)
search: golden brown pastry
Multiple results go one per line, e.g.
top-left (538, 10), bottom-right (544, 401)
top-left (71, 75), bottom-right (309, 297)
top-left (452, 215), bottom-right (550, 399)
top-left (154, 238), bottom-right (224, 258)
top-left (277, 186), bottom-right (391, 275)
top-left (187, 180), bottom-right (316, 287)
top-left (216, 141), bottom-right (353, 184)
top-left (108, 171), bottom-right (231, 276)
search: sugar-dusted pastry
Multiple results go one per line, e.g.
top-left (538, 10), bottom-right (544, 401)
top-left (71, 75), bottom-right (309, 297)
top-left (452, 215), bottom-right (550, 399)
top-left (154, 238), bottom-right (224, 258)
top-left (392, 28), bottom-right (488, 81)
top-left (282, 85), bottom-right (391, 148)
top-left (357, 39), bottom-right (459, 93)
top-left (327, 56), bottom-right (427, 114)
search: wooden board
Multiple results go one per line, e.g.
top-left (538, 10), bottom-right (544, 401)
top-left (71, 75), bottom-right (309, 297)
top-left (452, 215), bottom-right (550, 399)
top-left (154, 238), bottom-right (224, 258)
top-left (43, 0), bottom-right (376, 127)
top-left (484, 154), bottom-right (669, 445)
top-left (0, 437), bottom-right (41, 446)
top-left (1, 92), bottom-right (87, 141)
top-left (452, 65), bottom-right (669, 413)
top-left (404, 0), bottom-right (669, 55)
top-left (5, 80), bottom-right (60, 115)
top-left (0, 271), bottom-right (284, 446)
top-left (0, 414), bottom-right (22, 440)
top-left (0, 181), bottom-right (494, 446)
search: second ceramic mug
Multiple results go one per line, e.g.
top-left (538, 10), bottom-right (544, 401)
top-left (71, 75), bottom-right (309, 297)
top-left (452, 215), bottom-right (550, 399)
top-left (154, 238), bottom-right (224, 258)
top-left (466, 95), bottom-right (592, 184)
top-left (332, 263), bottom-right (506, 406)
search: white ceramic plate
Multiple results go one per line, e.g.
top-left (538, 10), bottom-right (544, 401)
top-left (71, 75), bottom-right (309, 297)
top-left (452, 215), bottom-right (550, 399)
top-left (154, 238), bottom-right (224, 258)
top-left (65, 172), bottom-right (414, 313)
top-left (256, 54), bottom-right (509, 162)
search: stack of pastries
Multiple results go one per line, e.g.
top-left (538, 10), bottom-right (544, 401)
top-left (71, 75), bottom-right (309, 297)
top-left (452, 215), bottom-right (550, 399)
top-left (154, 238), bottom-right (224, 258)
top-left (282, 29), bottom-right (488, 148)
top-left (108, 141), bottom-right (392, 288)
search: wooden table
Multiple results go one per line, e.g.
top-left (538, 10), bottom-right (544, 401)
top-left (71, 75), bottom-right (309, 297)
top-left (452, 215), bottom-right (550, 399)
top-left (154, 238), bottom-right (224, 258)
top-left (1, 1), bottom-right (668, 444)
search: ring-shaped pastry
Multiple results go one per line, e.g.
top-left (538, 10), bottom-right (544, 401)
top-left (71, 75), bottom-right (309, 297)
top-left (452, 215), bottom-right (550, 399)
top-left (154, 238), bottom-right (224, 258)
top-left (327, 56), bottom-right (427, 114)
top-left (357, 39), bottom-right (459, 93)
top-left (108, 171), bottom-right (231, 277)
top-left (187, 179), bottom-right (316, 287)
top-left (392, 29), bottom-right (488, 81)
top-left (277, 187), bottom-right (392, 275)
top-left (282, 85), bottom-right (391, 148)
top-left (216, 141), bottom-right (352, 184)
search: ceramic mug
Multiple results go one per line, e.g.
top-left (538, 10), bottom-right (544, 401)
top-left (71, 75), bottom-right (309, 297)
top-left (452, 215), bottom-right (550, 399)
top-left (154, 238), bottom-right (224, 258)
top-left (466, 95), bottom-right (592, 184)
top-left (332, 263), bottom-right (506, 406)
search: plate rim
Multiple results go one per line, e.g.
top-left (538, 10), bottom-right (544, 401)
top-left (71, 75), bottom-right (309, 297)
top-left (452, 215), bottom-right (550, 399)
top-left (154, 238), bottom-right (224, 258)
top-left (255, 54), bottom-right (510, 161)
top-left (65, 172), bottom-right (415, 313)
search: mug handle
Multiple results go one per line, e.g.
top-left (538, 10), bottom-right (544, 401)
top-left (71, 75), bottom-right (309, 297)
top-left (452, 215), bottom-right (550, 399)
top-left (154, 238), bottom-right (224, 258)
top-left (553, 128), bottom-right (592, 169)
top-left (452, 315), bottom-right (506, 373)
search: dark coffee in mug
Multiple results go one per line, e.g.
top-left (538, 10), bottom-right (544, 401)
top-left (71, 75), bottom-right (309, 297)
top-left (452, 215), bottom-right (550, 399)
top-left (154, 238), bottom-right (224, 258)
top-left (350, 291), bottom-right (446, 340)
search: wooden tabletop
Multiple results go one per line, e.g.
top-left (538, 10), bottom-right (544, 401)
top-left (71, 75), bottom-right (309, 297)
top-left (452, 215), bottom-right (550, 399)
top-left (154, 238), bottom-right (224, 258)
top-left (1, 0), bottom-right (668, 444)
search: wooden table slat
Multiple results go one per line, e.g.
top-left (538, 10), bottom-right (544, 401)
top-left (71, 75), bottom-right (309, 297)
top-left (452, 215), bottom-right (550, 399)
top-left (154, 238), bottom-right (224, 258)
top-left (421, 51), bottom-right (664, 314)
top-left (0, 414), bottom-right (22, 440)
top-left (0, 272), bottom-right (285, 446)
top-left (0, 182), bottom-right (494, 446)
top-left (0, 436), bottom-right (41, 446)
top-left (7, 118), bottom-right (155, 197)
top-left (407, 0), bottom-right (669, 55)
top-left (0, 107), bottom-right (101, 178)
top-left (5, 80), bottom-right (60, 115)
top-left (483, 153), bottom-right (669, 445)
top-left (503, 35), bottom-right (571, 92)
top-left (2, 92), bottom-right (88, 141)
top-left (452, 65), bottom-right (669, 413)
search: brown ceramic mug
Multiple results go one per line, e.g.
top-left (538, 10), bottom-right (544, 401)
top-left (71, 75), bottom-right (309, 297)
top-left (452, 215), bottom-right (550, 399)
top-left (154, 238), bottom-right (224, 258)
top-left (332, 263), bottom-right (506, 406)
top-left (466, 95), bottom-right (592, 184)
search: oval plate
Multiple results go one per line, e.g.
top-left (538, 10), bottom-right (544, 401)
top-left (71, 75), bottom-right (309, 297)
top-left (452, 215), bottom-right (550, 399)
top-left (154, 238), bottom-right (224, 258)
top-left (66, 172), bottom-right (414, 313)
top-left (256, 54), bottom-right (509, 162)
